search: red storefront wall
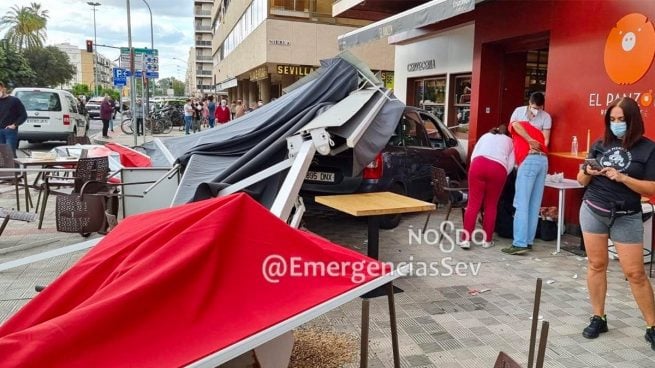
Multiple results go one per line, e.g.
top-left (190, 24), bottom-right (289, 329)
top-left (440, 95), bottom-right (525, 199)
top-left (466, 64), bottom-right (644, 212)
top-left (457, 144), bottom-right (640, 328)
top-left (468, 0), bottom-right (655, 226)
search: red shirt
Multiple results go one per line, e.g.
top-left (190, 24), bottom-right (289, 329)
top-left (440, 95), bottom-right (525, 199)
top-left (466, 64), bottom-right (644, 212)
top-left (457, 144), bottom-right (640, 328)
top-left (509, 121), bottom-right (548, 166)
top-left (214, 106), bottom-right (231, 124)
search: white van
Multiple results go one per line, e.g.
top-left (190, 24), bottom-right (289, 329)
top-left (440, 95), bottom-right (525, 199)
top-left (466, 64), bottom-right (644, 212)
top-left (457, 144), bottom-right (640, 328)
top-left (11, 87), bottom-right (88, 143)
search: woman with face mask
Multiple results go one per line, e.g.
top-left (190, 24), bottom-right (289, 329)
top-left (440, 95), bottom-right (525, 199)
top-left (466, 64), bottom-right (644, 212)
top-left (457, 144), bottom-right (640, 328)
top-left (577, 97), bottom-right (655, 350)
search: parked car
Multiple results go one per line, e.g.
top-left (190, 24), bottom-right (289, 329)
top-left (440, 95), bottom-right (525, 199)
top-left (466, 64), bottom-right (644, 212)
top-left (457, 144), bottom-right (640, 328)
top-left (12, 87), bottom-right (88, 144)
top-left (85, 97), bottom-right (103, 120)
top-left (301, 107), bottom-right (467, 228)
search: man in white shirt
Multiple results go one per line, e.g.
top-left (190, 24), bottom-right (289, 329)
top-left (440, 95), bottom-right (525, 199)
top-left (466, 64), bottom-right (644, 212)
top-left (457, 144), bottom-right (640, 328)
top-left (503, 92), bottom-right (552, 255)
top-left (183, 99), bottom-right (193, 135)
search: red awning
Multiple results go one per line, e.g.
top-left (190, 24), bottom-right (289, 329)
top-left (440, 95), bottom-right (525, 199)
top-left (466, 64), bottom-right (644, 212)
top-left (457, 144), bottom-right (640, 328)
top-left (0, 194), bottom-right (388, 367)
top-left (105, 142), bottom-right (152, 167)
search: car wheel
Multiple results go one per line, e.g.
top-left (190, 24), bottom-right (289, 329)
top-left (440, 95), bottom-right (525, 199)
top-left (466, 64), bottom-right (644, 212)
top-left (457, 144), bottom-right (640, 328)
top-left (379, 183), bottom-right (405, 229)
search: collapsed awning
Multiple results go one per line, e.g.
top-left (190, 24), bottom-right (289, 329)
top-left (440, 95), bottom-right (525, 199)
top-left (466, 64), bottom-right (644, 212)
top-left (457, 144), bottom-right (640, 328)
top-left (337, 0), bottom-right (475, 50)
top-left (0, 193), bottom-right (390, 367)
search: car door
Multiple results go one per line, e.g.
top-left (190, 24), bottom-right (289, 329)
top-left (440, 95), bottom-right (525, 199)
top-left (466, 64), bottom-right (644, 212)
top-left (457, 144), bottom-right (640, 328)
top-left (419, 112), bottom-right (467, 182)
top-left (64, 94), bottom-right (85, 135)
top-left (401, 111), bottom-right (434, 199)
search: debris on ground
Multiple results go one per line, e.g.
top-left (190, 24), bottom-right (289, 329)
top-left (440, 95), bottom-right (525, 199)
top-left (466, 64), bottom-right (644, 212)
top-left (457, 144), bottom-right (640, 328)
top-left (468, 288), bottom-right (491, 296)
top-left (572, 273), bottom-right (578, 279)
top-left (546, 280), bottom-right (556, 285)
top-left (289, 327), bottom-right (358, 368)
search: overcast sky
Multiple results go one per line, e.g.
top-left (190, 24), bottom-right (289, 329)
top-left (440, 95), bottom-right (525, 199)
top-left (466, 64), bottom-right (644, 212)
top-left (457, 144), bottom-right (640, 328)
top-left (0, 0), bottom-right (194, 81)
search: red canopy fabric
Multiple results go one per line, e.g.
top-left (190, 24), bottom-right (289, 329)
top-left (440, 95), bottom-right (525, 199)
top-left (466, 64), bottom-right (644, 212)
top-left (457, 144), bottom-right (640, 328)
top-left (0, 193), bottom-right (388, 367)
top-left (105, 142), bottom-right (152, 167)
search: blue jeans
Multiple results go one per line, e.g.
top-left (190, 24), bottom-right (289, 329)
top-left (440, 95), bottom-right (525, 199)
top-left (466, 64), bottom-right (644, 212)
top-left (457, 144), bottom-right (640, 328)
top-left (0, 128), bottom-right (18, 157)
top-left (208, 117), bottom-right (215, 128)
top-left (184, 116), bottom-right (193, 134)
top-left (513, 154), bottom-right (548, 247)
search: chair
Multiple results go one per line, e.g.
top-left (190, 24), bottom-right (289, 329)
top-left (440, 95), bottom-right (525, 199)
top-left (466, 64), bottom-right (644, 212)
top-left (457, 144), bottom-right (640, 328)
top-left (492, 279), bottom-right (550, 368)
top-left (0, 144), bottom-right (31, 211)
top-left (67, 134), bottom-right (91, 146)
top-left (422, 166), bottom-right (468, 232)
top-left (37, 156), bottom-right (109, 230)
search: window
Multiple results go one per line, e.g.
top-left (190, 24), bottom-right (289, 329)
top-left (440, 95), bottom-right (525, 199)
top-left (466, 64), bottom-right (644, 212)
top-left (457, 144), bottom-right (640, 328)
top-left (15, 91), bottom-right (62, 112)
top-left (400, 112), bottom-right (430, 147)
top-left (222, 0), bottom-right (266, 58)
top-left (452, 74), bottom-right (471, 126)
top-left (414, 77), bottom-right (446, 122)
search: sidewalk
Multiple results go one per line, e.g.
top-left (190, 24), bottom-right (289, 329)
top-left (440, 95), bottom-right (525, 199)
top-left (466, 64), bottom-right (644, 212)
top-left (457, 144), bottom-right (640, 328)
top-left (90, 119), bottom-right (188, 147)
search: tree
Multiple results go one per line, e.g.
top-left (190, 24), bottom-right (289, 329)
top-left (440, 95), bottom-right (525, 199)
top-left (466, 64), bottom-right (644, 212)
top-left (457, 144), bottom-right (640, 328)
top-left (71, 83), bottom-right (90, 97)
top-left (0, 3), bottom-right (49, 50)
top-left (23, 46), bottom-right (75, 87)
top-left (0, 41), bottom-right (36, 87)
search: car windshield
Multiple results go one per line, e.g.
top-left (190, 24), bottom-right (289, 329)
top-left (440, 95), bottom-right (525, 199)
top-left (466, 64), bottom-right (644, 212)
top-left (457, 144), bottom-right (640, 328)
top-left (15, 91), bottom-right (62, 112)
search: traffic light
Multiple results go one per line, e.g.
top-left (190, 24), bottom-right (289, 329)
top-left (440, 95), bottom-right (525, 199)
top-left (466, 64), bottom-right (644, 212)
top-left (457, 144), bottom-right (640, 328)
top-left (86, 40), bottom-right (93, 53)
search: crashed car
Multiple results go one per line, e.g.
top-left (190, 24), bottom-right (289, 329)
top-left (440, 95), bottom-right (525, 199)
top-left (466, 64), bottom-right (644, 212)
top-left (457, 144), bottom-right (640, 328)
top-left (301, 106), bottom-right (467, 228)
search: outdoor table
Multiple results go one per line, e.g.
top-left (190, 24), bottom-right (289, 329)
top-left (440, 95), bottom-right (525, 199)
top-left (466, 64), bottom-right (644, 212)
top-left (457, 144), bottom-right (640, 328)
top-left (544, 178), bottom-right (585, 253)
top-left (14, 157), bottom-right (79, 212)
top-left (315, 191), bottom-right (435, 368)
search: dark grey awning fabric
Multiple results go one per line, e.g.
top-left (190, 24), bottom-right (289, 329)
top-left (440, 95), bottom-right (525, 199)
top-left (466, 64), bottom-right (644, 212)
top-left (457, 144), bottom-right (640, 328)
top-left (338, 0), bottom-right (475, 50)
top-left (144, 55), bottom-right (406, 208)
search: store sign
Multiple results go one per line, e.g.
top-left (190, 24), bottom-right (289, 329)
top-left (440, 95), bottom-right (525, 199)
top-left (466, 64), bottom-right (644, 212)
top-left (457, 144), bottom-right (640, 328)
top-left (407, 59), bottom-right (436, 72)
top-left (604, 13), bottom-right (655, 85)
top-left (380, 71), bottom-right (394, 89)
top-left (276, 64), bottom-right (317, 76)
top-left (269, 39), bottom-right (290, 46)
top-left (250, 66), bottom-right (268, 81)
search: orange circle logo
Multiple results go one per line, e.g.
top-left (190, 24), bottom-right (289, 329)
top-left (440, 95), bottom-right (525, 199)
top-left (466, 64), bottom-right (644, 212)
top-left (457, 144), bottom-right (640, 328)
top-left (604, 13), bottom-right (655, 85)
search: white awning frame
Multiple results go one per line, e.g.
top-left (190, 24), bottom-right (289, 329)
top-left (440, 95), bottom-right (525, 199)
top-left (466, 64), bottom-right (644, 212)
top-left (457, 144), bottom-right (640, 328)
top-left (337, 0), bottom-right (475, 50)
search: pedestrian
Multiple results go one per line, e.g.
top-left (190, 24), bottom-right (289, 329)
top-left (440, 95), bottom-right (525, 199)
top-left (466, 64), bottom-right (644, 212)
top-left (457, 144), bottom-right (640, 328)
top-left (193, 99), bottom-right (203, 133)
top-left (230, 100), bottom-right (237, 119)
top-left (502, 92), bottom-right (552, 255)
top-left (235, 100), bottom-right (245, 119)
top-left (459, 124), bottom-right (515, 249)
top-left (100, 95), bottom-right (113, 139)
top-left (201, 98), bottom-right (209, 128)
top-left (134, 98), bottom-right (144, 136)
top-left (183, 98), bottom-right (193, 135)
top-left (0, 81), bottom-right (27, 157)
top-left (207, 96), bottom-right (216, 128)
top-left (108, 97), bottom-right (118, 132)
top-left (577, 97), bottom-right (655, 349)
top-left (215, 98), bottom-right (231, 125)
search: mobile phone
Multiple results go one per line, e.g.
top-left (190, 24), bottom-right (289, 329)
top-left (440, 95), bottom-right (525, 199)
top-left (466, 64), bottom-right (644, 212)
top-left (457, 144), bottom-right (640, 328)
top-left (585, 158), bottom-right (603, 170)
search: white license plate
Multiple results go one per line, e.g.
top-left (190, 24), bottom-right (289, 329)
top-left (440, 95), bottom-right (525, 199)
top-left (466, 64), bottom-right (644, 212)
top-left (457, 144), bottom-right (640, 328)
top-left (27, 118), bottom-right (46, 124)
top-left (305, 171), bottom-right (335, 183)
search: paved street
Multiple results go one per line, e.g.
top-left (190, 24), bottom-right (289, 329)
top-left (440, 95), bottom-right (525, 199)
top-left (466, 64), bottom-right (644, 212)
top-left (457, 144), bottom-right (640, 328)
top-left (1, 168), bottom-right (654, 368)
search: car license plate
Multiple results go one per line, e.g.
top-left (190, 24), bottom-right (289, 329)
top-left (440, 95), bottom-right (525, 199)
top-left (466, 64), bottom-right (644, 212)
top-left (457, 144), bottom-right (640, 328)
top-left (27, 118), bottom-right (46, 124)
top-left (305, 171), bottom-right (335, 182)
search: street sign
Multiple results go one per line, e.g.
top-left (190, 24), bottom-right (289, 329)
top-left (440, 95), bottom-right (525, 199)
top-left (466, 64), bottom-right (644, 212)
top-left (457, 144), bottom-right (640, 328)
top-left (119, 47), bottom-right (159, 78)
top-left (113, 67), bottom-right (128, 86)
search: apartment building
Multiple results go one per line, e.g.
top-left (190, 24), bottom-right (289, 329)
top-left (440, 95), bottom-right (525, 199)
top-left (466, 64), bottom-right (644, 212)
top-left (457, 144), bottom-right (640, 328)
top-left (211, 0), bottom-right (394, 106)
top-left (194, 0), bottom-right (215, 94)
top-left (55, 42), bottom-right (115, 93)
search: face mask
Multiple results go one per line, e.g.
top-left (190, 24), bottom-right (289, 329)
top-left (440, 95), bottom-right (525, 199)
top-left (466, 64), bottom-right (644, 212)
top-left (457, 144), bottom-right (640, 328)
top-left (610, 122), bottom-right (627, 138)
top-left (530, 107), bottom-right (539, 116)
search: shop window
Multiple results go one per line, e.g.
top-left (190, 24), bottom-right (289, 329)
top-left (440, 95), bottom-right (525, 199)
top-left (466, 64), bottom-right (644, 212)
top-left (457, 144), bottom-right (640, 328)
top-left (414, 76), bottom-right (446, 122)
top-left (452, 74), bottom-right (471, 126)
top-left (524, 49), bottom-right (548, 103)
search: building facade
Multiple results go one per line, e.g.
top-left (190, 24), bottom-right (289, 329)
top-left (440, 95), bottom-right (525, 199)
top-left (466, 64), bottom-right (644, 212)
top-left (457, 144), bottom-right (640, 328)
top-left (337, 0), bottom-right (655, 223)
top-left (211, 0), bottom-right (394, 106)
top-left (54, 42), bottom-right (115, 93)
top-left (194, 0), bottom-right (215, 94)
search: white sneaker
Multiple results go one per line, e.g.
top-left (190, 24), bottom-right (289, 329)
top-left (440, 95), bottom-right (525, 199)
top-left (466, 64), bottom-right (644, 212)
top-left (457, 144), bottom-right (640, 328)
top-left (482, 241), bottom-right (495, 249)
top-left (459, 240), bottom-right (471, 249)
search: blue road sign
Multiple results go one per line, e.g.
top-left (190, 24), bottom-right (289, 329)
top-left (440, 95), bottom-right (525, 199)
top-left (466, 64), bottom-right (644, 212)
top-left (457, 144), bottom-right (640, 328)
top-left (113, 67), bottom-right (127, 86)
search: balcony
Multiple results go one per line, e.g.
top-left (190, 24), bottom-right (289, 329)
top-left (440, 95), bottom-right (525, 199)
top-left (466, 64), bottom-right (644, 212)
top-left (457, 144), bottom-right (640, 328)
top-left (194, 25), bottom-right (212, 32)
top-left (194, 9), bottom-right (211, 17)
top-left (196, 40), bottom-right (212, 48)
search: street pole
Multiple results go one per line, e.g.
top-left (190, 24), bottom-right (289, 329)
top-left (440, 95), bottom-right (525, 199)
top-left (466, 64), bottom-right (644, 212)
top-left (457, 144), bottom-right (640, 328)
top-left (127, 0), bottom-right (137, 148)
top-left (142, 0), bottom-right (153, 145)
top-left (87, 2), bottom-right (101, 96)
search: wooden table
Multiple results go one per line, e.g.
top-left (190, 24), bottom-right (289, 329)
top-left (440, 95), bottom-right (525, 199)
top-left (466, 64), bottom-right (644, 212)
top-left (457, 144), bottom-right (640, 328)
top-left (314, 192), bottom-right (435, 368)
top-left (14, 157), bottom-right (79, 212)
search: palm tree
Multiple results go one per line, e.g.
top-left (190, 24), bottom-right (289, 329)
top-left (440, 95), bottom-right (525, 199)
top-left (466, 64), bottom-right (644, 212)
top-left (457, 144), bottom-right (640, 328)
top-left (0, 3), bottom-right (49, 50)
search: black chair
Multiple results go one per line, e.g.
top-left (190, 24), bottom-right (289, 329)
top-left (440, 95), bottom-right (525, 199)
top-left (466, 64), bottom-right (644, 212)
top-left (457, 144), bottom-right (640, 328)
top-left (67, 133), bottom-right (91, 146)
top-left (37, 156), bottom-right (109, 230)
top-left (422, 166), bottom-right (468, 232)
top-left (0, 144), bottom-right (31, 211)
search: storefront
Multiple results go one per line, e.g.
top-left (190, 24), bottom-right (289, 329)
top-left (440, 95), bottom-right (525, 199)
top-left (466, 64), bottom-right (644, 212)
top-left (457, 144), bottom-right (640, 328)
top-left (356, 0), bottom-right (655, 225)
